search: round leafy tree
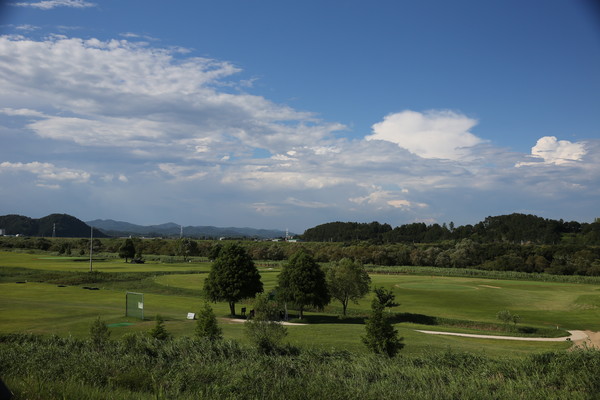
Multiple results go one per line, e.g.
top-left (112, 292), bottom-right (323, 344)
top-left (203, 243), bottom-right (263, 316)
top-left (326, 258), bottom-right (371, 316)
top-left (118, 238), bottom-right (136, 263)
top-left (277, 250), bottom-right (330, 319)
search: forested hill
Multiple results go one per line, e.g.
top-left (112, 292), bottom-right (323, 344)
top-left (0, 214), bottom-right (108, 238)
top-left (301, 214), bottom-right (600, 245)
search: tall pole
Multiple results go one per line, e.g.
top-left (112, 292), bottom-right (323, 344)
top-left (89, 226), bottom-right (93, 272)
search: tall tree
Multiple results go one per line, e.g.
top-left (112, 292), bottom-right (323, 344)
top-left (203, 243), bottom-right (263, 316)
top-left (326, 258), bottom-right (371, 316)
top-left (118, 238), bottom-right (136, 263)
top-left (277, 250), bottom-right (330, 319)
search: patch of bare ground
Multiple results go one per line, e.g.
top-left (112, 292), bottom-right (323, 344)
top-left (572, 330), bottom-right (600, 350)
top-left (478, 285), bottom-right (501, 289)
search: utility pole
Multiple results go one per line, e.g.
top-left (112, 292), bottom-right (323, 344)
top-left (89, 226), bottom-right (93, 272)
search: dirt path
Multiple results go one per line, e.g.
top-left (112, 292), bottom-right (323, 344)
top-left (415, 329), bottom-right (588, 342)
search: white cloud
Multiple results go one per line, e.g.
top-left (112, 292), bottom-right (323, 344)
top-left (0, 161), bottom-right (90, 183)
top-left (0, 107), bottom-right (46, 117)
top-left (0, 35), bottom-right (342, 159)
top-left (365, 110), bottom-right (485, 160)
top-left (516, 136), bottom-right (587, 166)
top-left (15, 25), bottom-right (39, 32)
top-left (349, 188), bottom-right (428, 211)
top-left (10, 0), bottom-right (96, 9)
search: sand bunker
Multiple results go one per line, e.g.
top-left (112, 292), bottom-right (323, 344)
top-left (572, 330), bottom-right (600, 349)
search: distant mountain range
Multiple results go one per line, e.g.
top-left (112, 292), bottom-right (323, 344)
top-left (86, 219), bottom-right (291, 239)
top-left (0, 214), bottom-right (292, 239)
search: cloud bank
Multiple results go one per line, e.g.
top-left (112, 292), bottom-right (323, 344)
top-left (0, 34), bottom-right (597, 230)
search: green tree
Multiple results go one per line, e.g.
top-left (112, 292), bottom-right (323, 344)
top-left (203, 243), bottom-right (263, 316)
top-left (373, 287), bottom-right (399, 310)
top-left (362, 299), bottom-right (404, 357)
top-left (195, 303), bottom-right (223, 341)
top-left (149, 315), bottom-right (171, 341)
top-left (277, 250), bottom-right (330, 319)
top-left (89, 316), bottom-right (110, 349)
top-left (326, 258), bottom-right (371, 316)
top-left (176, 238), bottom-right (198, 262)
top-left (118, 238), bottom-right (136, 263)
top-left (245, 293), bottom-right (287, 353)
top-left (496, 310), bottom-right (520, 327)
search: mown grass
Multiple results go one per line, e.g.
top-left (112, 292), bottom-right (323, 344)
top-left (0, 251), bottom-right (212, 273)
top-left (0, 251), bottom-right (597, 356)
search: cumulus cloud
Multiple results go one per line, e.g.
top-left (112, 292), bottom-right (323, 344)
top-left (516, 136), bottom-right (587, 166)
top-left (10, 0), bottom-right (96, 9)
top-left (365, 110), bottom-right (485, 160)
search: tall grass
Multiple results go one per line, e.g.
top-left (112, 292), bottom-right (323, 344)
top-left (1, 333), bottom-right (599, 399)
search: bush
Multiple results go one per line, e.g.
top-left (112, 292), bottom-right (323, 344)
top-left (195, 303), bottom-right (223, 341)
top-left (244, 294), bottom-right (287, 353)
top-left (148, 315), bottom-right (171, 341)
top-left (89, 317), bottom-right (110, 349)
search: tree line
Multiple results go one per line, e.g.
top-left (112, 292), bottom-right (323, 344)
top-left (301, 213), bottom-right (600, 245)
top-left (2, 232), bottom-right (600, 277)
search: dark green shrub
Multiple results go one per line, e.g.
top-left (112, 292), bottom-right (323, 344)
top-left (89, 317), bottom-right (110, 349)
top-left (148, 315), bottom-right (171, 341)
top-left (195, 303), bottom-right (223, 341)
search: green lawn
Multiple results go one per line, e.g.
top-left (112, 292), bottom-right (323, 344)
top-left (368, 274), bottom-right (600, 330)
top-left (0, 251), bottom-right (212, 273)
top-left (1, 251), bottom-right (598, 357)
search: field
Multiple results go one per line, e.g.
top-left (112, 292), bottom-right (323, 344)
top-left (4, 250), bottom-right (600, 399)
top-left (3, 251), bottom-right (600, 357)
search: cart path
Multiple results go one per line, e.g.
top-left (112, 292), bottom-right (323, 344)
top-left (415, 329), bottom-right (588, 342)
top-left (223, 318), bottom-right (307, 326)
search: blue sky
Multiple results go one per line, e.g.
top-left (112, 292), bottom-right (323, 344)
top-left (0, 0), bottom-right (599, 233)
